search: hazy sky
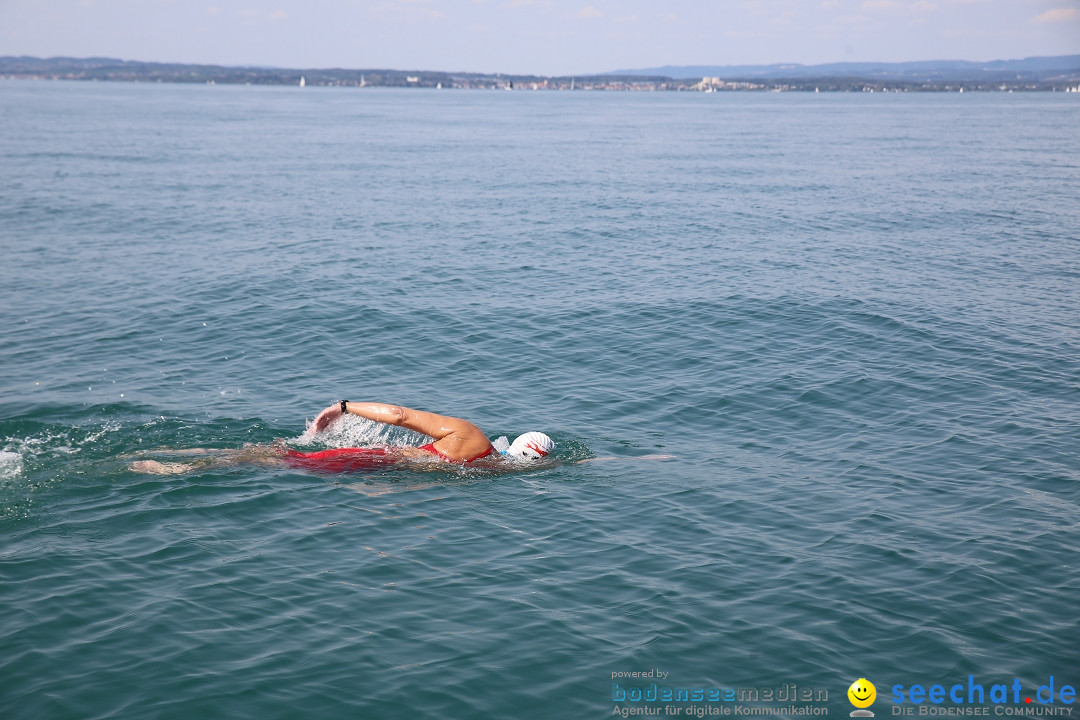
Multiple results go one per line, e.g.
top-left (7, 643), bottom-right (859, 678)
top-left (2, 0), bottom-right (1078, 75)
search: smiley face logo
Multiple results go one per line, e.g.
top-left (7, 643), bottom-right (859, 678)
top-left (848, 678), bottom-right (876, 710)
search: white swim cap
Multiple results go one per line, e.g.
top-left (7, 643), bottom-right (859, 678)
top-left (505, 432), bottom-right (555, 461)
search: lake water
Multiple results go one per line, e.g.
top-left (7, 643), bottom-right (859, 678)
top-left (1, 81), bottom-right (1078, 719)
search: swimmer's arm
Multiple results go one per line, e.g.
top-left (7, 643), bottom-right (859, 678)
top-left (313, 402), bottom-right (478, 440)
top-left (358, 402), bottom-right (468, 440)
top-left (312, 401), bottom-right (394, 432)
top-left (314, 401), bottom-right (491, 461)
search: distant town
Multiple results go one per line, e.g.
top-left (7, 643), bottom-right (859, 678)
top-left (3, 56), bottom-right (1080, 92)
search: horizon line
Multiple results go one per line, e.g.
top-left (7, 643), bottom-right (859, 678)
top-left (5, 52), bottom-right (1080, 78)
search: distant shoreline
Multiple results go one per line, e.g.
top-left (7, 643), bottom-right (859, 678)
top-left (3, 55), bottom-right (1080, 92)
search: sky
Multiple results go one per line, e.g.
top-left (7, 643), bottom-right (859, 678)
top-left (1, 0), bottom-right (1078, 76)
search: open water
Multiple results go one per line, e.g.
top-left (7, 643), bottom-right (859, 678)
top-left (1, 81), bottom-right (1078, 719)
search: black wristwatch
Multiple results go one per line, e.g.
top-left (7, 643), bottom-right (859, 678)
top-left (340, 400), bottom-right (349, 414)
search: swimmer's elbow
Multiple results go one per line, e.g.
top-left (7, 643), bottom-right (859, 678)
top-left (386, 405), bottom-right (407, 426)
top-left (349, 402), bottom-right (409, 427)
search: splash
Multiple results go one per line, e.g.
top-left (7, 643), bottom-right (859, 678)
top-left (0, 451), bottom-right (22, 480)
top-left (297, 414), bottom-right (428, 449)
top-left (2, 422), bottom-right (123, 464)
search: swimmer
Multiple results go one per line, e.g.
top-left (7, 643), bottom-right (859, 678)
top-left (129, 401), bottom-right (555, 475)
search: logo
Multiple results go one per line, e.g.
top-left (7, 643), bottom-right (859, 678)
top-left (889, 675), bottom-right (1077, 715)
top-left (849, 678), bottom-right (877, 717)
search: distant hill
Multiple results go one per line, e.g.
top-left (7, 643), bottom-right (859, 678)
top-left (0, 56), bottom-right (421, 86)
top-left (0, 55), bottom-right (626, 89)
top-left (4, 55), bottom-right (1079, 91)
top-left (607, 56), bottom-right (1080, 82)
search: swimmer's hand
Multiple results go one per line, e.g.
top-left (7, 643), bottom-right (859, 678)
top-left (311, 403), bottom-right (344, 433)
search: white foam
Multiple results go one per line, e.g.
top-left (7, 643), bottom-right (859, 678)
top-left (0, 451), bottom-right (23, 480)
top-left (297, 415), bottom-right (427, 449)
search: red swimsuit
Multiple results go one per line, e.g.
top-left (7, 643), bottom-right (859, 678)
top-left (284, 443), bottom-right (495, 473)
top-left (283, 446), bottom-right (394, 473)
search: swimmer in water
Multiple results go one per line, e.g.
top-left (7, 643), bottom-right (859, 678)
top-left (129, 401), bottom-right (555, 475)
